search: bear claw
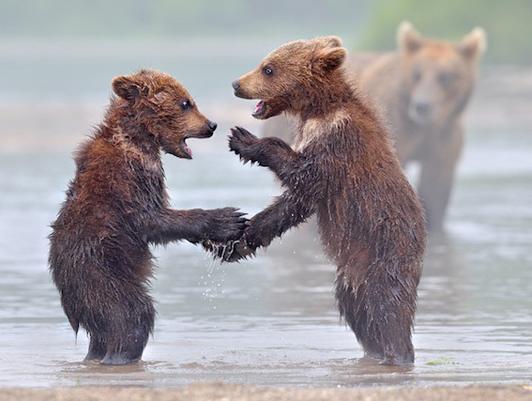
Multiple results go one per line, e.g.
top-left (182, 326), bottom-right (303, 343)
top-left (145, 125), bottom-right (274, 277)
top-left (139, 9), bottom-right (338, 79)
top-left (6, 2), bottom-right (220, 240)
top-left (229, 126), bottom-right (261, 164)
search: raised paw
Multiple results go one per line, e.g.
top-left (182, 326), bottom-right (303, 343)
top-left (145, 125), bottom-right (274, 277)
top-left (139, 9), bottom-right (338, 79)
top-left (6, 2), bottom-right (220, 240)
top-left (228, 126), bottom-right (262, 164)
top-left (205, 207), bottom-right (248, 243)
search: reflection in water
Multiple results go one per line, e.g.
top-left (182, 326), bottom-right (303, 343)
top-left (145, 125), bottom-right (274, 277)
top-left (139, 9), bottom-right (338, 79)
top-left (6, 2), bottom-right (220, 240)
top-left (0, 125), bottom-right (531, 387)
top-left (59, 360), bottom-right (148, 378)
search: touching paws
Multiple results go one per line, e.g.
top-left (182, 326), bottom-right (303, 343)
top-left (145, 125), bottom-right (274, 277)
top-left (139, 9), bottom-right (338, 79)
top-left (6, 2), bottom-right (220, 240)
top-left (204, 207), bottom-right (247, 243)
top-left (203, 238), bottom-right (256, 263)
top-left (203, 223), bottom-right (261, 263)
top-left (228, 126), bottom-right (263, 165)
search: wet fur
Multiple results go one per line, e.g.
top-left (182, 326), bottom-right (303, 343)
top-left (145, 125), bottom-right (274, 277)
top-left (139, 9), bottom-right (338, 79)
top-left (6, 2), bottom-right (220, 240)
top-left (49, 70), bottom-right (246, 365)
top-left (263, 25), bottom-right (486, 231)
top-left (228, 38), bottom-right (426, 365)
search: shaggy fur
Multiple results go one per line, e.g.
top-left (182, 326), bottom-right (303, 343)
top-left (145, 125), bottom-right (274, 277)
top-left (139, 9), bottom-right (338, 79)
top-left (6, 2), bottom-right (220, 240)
top-left (263, 23), bottom-right (486, 231)
top-left (224, 37), bottom-right (426, 365)
top-left (49, 70), bottom-right (246, 365)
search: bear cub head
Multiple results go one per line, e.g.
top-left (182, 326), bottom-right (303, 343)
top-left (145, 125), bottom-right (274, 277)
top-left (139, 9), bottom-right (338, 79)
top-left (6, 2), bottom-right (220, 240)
top-left (232, 37), bottom-right (348, 120)
top-left (112, 69), bottom-right (217, 159)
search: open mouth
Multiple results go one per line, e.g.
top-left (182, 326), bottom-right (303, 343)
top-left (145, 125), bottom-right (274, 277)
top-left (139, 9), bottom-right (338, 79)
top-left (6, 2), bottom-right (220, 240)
top-left (178, 137), bottom-right (193, 159)
top-left (253, 100), bottom-right (266, 118)
top-left (250, 97), bottom-right (287, 120)
top-left (252, 100), bottom-right (270, 120)
top-left (178, 130), bottom-right (215, 159)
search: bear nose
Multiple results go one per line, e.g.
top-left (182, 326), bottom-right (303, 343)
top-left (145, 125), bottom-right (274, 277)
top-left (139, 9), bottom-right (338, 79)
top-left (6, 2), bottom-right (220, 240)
top-left (415, 101), bottom-right (432, 116)
top-left (207, 120), bottom-right (217, 131)
top-left (232, 80), bottom-right (240, 91)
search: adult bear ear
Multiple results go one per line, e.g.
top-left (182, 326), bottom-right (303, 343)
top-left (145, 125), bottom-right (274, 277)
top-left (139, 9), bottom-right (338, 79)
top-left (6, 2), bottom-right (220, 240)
top-left (457, 27), bottom-right (487, 60)
top-left (112, 75), bottom-right (144, 101)
top-left (312, 46), bottom-right (347, 73)
top-left (397, 21), bottom-right (424, 53)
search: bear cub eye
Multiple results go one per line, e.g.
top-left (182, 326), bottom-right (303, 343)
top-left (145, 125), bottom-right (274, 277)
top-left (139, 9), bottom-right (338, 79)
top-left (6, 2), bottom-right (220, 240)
top-left (180, 99), bottom-right (192, 111)
top-left (262, 66), bottom-right (274, 76)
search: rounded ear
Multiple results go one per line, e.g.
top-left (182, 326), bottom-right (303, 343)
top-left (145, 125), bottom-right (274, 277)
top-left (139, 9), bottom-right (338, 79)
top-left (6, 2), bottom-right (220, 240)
top-left (112, 75), bottom-right (142, 101)
top-left (457, 27), bottom-right (487, 60)
top-left (313, 47), bottom-right (347, 73)
top-left (397, 21), bottom-right (424, 53)
top-left (316, 35), bottom-right (343, 48)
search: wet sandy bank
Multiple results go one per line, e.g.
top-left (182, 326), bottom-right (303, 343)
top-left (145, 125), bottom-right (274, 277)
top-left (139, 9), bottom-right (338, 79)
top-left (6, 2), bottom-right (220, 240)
top-left (1, 384), bottom-right (532, 401)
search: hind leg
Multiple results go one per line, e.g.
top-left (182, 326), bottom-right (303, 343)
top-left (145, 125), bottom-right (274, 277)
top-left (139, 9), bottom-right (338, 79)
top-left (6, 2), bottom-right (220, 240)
top-left (335, 270), bottom-right (418, 365)
top-left (81, 283), bottom-right (155, 366)
top-left (100, 294), bottom-right (155, 366)
top-left (101, 326), bottom-right (150, 365)
top-left (335, 275), bottom-right (387, 360)
top-left (84, 336), bottom-right (106, 361)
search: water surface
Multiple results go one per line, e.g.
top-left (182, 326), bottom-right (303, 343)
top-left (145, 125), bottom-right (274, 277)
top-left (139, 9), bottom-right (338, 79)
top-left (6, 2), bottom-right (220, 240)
top-left (0, 127), bottom-right (531, 387)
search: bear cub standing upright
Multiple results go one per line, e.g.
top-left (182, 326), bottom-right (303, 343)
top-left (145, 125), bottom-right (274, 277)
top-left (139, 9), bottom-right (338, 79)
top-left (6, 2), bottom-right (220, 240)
top-left (226, 37), bottom-right (426, 364)
top-left (49, 70), bottom-right (246, 365)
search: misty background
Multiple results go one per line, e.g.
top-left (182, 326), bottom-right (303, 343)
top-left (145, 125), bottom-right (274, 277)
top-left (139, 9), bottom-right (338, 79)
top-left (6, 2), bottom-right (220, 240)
top-left (0, 0), bottom-right (531, 152)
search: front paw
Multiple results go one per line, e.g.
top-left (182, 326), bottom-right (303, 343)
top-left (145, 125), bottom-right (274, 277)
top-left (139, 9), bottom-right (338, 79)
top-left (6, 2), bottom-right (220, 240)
top-left (229, 126), bottom-right (262, 165)
top-left (221, 224), bottom-right (262, 262)
top-left (204, 239), bottom-right (256, 263)
top-left (205, 207), bottom-right (247, 243)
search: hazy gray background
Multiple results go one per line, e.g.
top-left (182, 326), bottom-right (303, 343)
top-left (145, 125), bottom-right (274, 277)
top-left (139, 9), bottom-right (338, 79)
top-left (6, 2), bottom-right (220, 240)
top-left (0, 0), bottom-right (530, 152)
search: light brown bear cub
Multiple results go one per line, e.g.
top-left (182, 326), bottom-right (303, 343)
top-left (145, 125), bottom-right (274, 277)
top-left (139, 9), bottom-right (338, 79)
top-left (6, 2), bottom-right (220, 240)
top-left (264, 23), bottom-right (487, 231)
top-left (226, 37), bottom-right (426, 364)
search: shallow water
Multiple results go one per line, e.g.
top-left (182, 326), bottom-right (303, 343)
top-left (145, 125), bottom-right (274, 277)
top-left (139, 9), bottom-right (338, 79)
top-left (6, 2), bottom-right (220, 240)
top-left (0, 127), bottom-right (531, 388)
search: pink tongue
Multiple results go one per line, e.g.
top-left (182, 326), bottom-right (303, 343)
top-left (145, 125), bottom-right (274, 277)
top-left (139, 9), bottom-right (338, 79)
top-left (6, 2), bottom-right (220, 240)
top-left (184, 143), bottom-right (192, 157)
top-left (254, 101), bottom-right (264, 114)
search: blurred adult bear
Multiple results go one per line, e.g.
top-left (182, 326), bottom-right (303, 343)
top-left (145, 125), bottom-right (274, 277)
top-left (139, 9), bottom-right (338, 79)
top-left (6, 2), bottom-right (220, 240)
top-left (224, 37), bottom-right (426, 365)
top-left (49, 70), bottom-right (246, 365)
top-left (263, 23), bottom-right (487, 231)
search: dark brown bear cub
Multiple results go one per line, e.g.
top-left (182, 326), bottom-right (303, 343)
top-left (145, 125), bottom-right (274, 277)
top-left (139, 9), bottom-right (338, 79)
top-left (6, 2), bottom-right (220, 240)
top-left (226, 37), bottom-right (426, 365)
top-left (49, 70), bottom-right (246, 365)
